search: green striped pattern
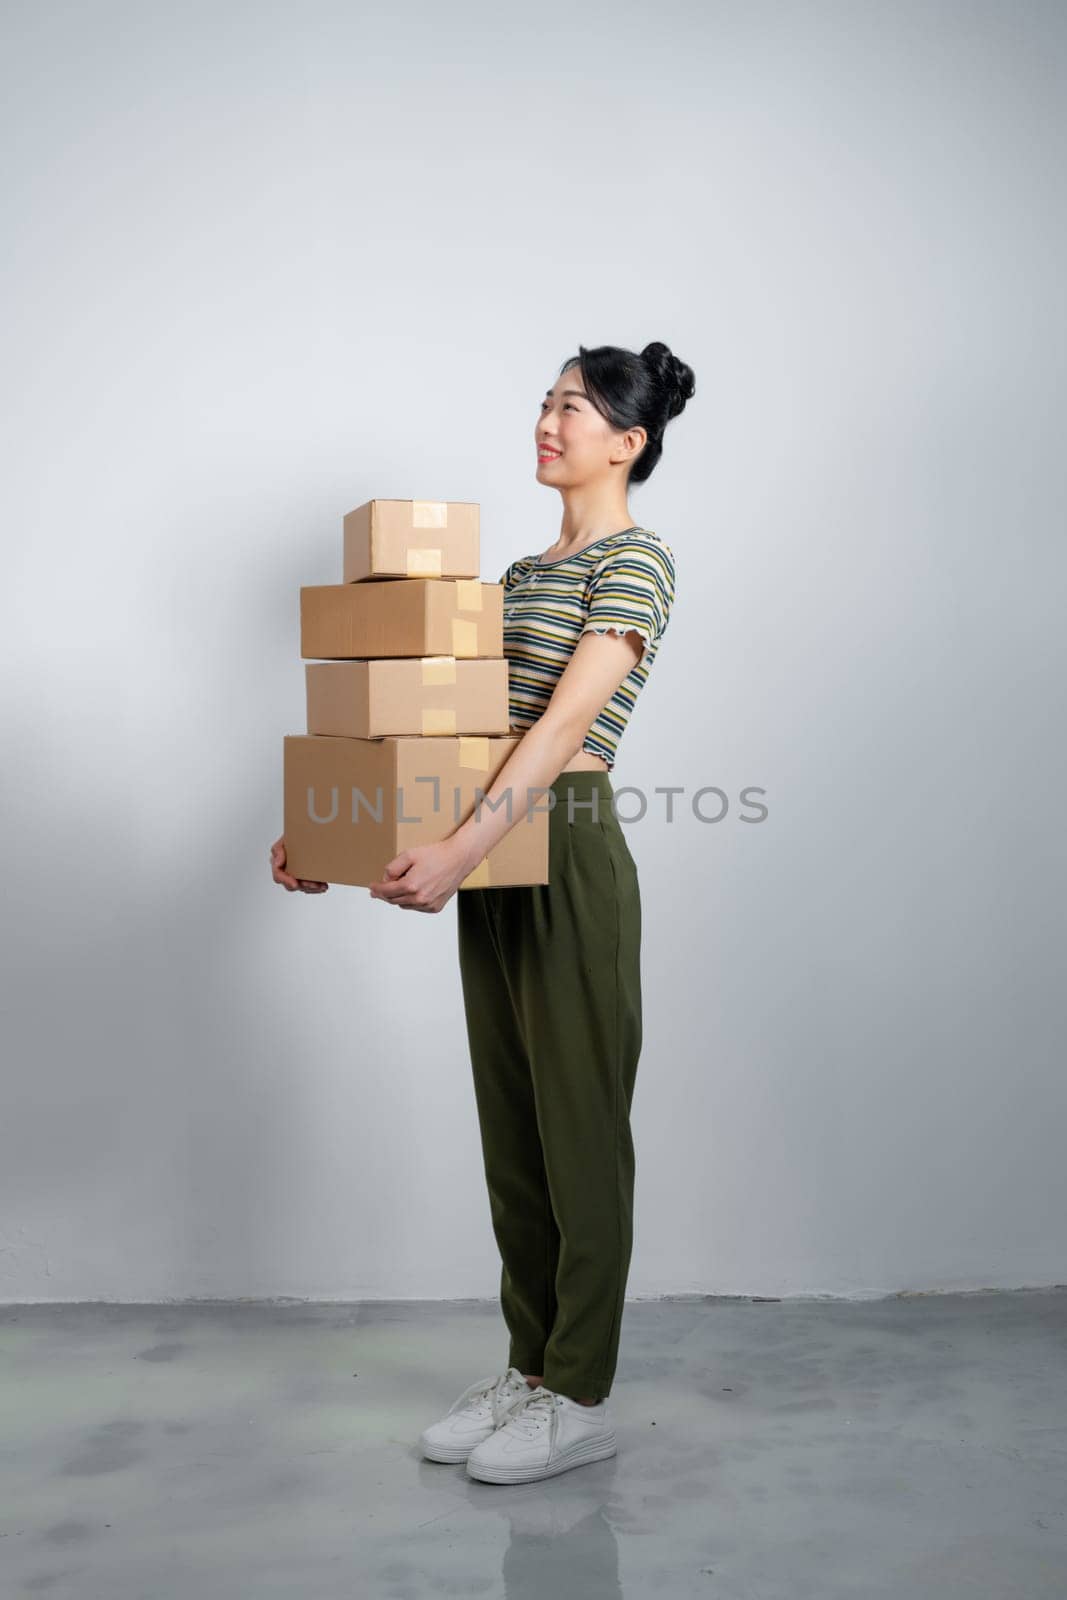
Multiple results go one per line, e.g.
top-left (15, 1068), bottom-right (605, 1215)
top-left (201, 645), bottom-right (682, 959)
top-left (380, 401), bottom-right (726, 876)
top-left (499, 527), bottom-right (676, 769)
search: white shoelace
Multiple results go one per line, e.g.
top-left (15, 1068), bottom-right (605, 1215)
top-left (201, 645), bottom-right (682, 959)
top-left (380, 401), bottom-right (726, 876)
top-left (449, 1371), bottom-right (528, 1430)
top-left (498, 1385), bottom-right (562, 1440)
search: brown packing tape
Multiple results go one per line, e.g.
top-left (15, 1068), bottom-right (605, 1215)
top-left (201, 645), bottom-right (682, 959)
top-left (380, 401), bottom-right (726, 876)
top-left (460, 858), bottom-right (491, 889)
top-left (422, 707), bottom-right (457, 735)
top-left (420, 655), bottom-right (457, 685)
top-left (451, 618), bottom-right (478, 657)
top-left (454, 579), bottom-right (483, 611)
top-left (406, 547), bottom-right (443, 576)
top-left (412, 500), bottom-right (448, 528)
top-left (458, 735), bottom-right (490, 770)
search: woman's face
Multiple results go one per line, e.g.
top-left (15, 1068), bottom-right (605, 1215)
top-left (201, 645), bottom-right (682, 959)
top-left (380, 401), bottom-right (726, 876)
top-left (535, 369), bottom-right (639, 486)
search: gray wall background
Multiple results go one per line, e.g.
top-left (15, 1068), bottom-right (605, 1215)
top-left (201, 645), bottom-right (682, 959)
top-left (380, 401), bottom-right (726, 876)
top-left (2, 0), bottom-right (1063, 1303)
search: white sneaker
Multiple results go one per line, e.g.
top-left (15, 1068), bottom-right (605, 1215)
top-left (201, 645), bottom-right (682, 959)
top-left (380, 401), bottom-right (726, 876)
top-left (419, 1367), bottom-right (532, 1463)
top-left (465, 1383), bottom-right (617, 1483)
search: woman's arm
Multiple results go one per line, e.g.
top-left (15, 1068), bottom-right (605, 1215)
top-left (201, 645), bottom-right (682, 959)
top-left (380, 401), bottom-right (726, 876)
top-left (367, 628), bottom-right (642, 911)
top-left (449, 625), bottom-right (643, 873)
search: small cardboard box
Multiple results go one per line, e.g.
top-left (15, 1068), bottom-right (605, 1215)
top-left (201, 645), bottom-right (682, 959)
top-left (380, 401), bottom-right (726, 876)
top-left (301, 578), bottom-right (502, 660)
top-left (306, 657), bottom-right (510, 738)
top-left (283, 733), bottom-right (549, 889)
top-left (342, 498), bottom-right (480, 582)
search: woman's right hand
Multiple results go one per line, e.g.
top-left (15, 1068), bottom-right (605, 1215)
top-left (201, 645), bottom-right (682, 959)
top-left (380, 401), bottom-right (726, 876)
top-left (270, 835), bottom-right (329, 893)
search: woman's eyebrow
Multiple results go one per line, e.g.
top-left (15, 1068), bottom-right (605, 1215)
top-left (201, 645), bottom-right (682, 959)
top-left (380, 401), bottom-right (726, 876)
top-left (543, 389), bottom-right (587, 401)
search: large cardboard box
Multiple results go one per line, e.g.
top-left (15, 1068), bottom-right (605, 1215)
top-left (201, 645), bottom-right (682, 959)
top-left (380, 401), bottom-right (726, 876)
top-left (301, 578), bottom-right (502, 660)
top-left (306, 657), bottom-right (509, 738)
top-left (283, 734), bottom-right (549, 889)
top-left (342, 498), bottom-right (480, 582)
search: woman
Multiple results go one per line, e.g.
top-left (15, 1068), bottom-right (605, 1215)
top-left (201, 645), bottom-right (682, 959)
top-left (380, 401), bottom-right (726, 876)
top-left (270, 340), bottom-right (694, 1484)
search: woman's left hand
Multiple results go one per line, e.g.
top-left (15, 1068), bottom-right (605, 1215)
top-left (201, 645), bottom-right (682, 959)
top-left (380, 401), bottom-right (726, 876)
top-left (368, 838), bottom-right (473, 914)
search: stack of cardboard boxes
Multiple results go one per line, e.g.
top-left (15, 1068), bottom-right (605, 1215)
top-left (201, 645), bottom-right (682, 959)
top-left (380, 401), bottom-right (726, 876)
top-left (283, 498), bottom-right (549, 889)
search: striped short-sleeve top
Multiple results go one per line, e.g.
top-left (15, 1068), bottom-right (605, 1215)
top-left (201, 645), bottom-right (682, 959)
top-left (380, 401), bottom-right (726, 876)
top-left (499, 525), bottom-right (676, 771)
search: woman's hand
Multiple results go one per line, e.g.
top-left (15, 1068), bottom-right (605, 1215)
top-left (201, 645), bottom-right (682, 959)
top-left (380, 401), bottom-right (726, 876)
top-left (270, 835), bottom-right (329, 893)
top-left (368, 837), bottom-right (474, 914)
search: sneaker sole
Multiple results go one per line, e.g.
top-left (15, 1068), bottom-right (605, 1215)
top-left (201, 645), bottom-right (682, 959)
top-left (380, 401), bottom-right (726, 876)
top-left (420, 1436), bottom-right (483, 1464)
top-left (465, 1430), bottom-right (617, 1483)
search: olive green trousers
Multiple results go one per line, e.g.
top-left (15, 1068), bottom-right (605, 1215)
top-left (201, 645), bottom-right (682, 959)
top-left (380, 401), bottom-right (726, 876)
top-left (455, 768), bottom-right (642, 1403)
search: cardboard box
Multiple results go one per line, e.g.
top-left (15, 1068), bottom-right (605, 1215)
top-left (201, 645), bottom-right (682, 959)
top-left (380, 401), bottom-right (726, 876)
top-left (342, 499), bottom-right (480, 582)
top-left (305, 657), bottom-right (510, 738)
top-left (283, 734), bottom-right (549, 889)
top-left (301, 578), bottom-right (502, 660)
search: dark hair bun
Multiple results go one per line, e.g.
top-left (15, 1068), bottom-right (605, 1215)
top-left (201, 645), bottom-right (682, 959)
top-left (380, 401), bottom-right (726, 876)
top-left (562, 339), bottom-right (697, 485)
top-left (640, 341), bottom-right (696, 420)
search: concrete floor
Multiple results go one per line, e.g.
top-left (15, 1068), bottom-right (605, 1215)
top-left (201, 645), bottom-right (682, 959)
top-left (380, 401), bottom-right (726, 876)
top-left (1, 1289), bottom-right (1065, 1598)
